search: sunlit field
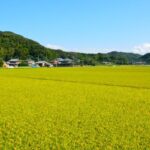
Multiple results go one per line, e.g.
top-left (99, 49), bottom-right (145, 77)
top-left (0, 66), bottom-right (150, 149)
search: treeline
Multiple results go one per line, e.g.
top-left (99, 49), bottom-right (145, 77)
top-left (0, 31), bottom-right (148, 65)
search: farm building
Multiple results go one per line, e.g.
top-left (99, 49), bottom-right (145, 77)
top-left (7, 59), bottom-right (20, 67)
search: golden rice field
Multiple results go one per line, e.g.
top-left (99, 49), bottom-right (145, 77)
top-left (0, 66), bottom-right (150, 149)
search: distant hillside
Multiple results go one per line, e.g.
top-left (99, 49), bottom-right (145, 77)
top-left (140, 53), bottom-right (150, 63)
top-left (107, 51), bottom-right (141, 64)
top-left (0, 31), bottom-right (143, 65)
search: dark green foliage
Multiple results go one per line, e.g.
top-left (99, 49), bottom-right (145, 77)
top-left (18, 60), bottom-right (28, 67)
top-left (0, 31), bottom-right (143, 65)
top-left (0, 59), bottom-right (3, 67)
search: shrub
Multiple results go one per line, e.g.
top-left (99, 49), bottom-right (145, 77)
top-left (19, 60), bottom-right (28, 66)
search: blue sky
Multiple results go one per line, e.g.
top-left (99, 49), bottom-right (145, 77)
top-left (1, 0), bottom-right (150, 54)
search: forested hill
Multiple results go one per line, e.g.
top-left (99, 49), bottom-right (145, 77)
top-left (0, 31), bottom-right (59, 61)
top-left (0, 31), bottom-right (147, 65)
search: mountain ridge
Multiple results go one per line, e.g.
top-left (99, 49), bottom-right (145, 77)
top-left (0, 31), bottom-right (148, 65)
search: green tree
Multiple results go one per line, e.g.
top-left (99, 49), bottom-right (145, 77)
top-left (0, 59), bottom-right (3, 67)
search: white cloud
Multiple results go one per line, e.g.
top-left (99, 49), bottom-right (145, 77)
top-left (46, 44), bottom-right (65, 50)
top-left (133, 43), bottom-right (150, 55)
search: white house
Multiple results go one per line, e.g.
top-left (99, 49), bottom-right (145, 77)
top-left (7, 59), bottom-right (20, 67)
top-left (36, 61), bottom-right (53, 67)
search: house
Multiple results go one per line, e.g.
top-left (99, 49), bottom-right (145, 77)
top-left (51, 58), bottom-right (74, 66)
top-left (36, 61), bottom-right (53, 67)
top-left (51, 58), bottom-right (63, 66)
top-left (63, 58), bottom-right (73, 65)
top-left (7, 59), bottom-right (20, 67)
